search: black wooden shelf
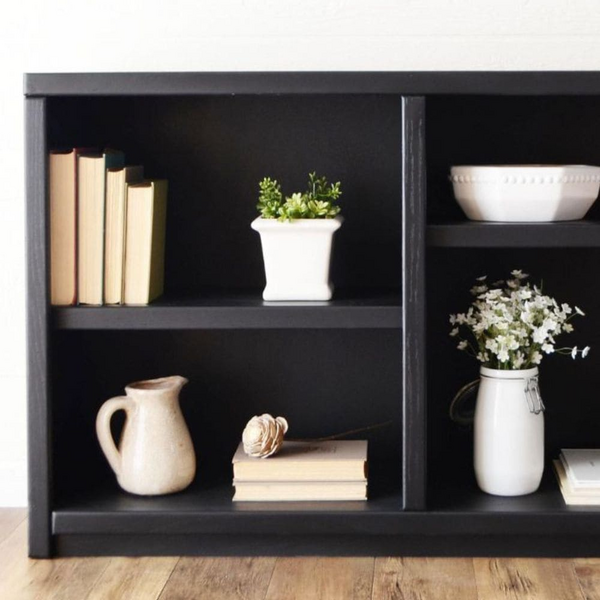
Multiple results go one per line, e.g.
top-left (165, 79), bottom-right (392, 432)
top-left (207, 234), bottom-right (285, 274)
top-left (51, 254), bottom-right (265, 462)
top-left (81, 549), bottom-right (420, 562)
top-left (427, 221), bottom-right (600, 247)
top-left (52, 477), bottom-right (403, 536)
top-left (50, 472), bottom-right (600, 556)
top-left (51, 290), bottom-right (402, 330)
top-left (27, 71), bottom-right (600, 558)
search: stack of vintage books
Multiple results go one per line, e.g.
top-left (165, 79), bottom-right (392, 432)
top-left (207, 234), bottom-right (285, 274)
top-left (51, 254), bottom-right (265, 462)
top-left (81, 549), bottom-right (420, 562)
top-left (554, 449), bottom-right (600, 505)
top-left (49, 148), bottom-right (168, 306)
top-left (232, 440), bottom-right (368, 502)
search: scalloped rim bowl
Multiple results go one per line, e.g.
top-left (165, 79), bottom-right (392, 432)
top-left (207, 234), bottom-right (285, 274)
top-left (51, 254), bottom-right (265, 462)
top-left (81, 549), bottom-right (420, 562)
top-left (450, 165), bottom-right (600, 222)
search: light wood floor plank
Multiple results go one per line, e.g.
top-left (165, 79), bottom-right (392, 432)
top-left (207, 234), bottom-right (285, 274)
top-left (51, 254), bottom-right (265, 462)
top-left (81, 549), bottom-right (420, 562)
top-left (474, 558), bottom-right (584, 600)
top-left (0, 520), bottom-right (110, 600)
top-left (265, 557), bottom-right (374, 600)
top-left (0, 508), bottom-right (26, 544)
top-left (372, 557), bottom-right (477, 600)
top-left (159, 557), bottom-right (276, 600)
top-left (88, 556), bottom-right (179, 600)
top-left (574, 559), bottom-right (600, 600)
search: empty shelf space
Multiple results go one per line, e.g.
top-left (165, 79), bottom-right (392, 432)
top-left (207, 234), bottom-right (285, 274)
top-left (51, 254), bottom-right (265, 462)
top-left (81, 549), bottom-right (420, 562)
top-left (51, 290), bottom-right (402, 330)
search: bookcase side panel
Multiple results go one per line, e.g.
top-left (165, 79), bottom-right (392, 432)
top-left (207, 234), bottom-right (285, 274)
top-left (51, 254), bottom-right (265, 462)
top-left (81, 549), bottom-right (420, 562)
top-left (26, 97), bottom-right (53, 557)
top-left (402, 96), bottom-right (427, 510)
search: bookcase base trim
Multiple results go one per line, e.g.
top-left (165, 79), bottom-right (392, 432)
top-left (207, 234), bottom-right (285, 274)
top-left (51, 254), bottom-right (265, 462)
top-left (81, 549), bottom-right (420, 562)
top-left (52, 533), bottom-right (600, 558)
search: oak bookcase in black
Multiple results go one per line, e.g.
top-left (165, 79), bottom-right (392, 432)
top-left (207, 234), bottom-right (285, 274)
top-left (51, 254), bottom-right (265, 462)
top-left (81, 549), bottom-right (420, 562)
top-left (26, 72), bottom-right (600, 558)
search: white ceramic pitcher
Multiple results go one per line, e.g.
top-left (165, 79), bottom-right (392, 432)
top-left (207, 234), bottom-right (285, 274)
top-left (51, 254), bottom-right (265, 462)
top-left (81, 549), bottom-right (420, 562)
top-left (96, 375), bottom-right (196, 495)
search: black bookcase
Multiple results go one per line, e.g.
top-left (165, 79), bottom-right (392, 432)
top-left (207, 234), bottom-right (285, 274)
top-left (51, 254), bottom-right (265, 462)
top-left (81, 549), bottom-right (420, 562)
top-left (25, 72), bottom-right (600, 558)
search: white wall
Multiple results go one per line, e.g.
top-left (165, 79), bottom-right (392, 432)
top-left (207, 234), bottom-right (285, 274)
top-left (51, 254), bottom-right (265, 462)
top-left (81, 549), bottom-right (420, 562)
top-left (2, 0), bottom-right (600, 506)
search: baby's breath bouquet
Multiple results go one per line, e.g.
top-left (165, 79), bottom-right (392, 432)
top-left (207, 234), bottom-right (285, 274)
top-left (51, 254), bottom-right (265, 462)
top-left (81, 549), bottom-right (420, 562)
top-left (450, 270), bottom-right (590, 370)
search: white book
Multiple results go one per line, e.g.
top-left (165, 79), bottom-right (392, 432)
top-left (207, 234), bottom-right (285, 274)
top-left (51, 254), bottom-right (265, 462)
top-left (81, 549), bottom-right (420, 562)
top-left (233, 480), bottom-right (367, 502)
top-left (553, 460), bottom-right (600, 505)
top-left (232, 440), bottom-right (368, 482)
top-left (560, 449), bottom-right (600, 488)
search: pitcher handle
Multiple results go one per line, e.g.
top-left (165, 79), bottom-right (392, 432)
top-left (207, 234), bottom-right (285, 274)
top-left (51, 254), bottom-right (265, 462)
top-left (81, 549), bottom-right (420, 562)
top-left (96, 396), bottom-right (132, 477)
top-left (449, 379), bottom-right (480, 426)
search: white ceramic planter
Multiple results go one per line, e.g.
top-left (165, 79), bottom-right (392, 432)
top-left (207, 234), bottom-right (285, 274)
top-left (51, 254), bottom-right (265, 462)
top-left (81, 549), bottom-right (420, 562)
top-left (474, 367), bottom-right (544, 496)
top-left (251, 216), bottom-right (343, 301)
top-left (450, 165), bottom-right (600, 222)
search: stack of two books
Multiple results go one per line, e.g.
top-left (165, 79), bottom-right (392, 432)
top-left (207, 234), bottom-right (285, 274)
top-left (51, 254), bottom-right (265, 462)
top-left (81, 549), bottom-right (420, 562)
top-left (232, 440), bottom-right (368, 502)
top-left (553, 449), bottom-right (600, 505)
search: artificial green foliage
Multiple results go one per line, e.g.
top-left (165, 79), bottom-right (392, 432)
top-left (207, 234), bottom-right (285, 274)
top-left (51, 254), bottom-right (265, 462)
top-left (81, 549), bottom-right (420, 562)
top-left (257, 172), bottom-right (342, 221)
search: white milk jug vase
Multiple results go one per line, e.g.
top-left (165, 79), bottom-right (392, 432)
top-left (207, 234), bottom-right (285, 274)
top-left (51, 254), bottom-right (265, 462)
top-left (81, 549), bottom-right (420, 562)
top-left (474, 367), bottom-right (545, 496)
top-left (96, 375), bottom-right (196, 495)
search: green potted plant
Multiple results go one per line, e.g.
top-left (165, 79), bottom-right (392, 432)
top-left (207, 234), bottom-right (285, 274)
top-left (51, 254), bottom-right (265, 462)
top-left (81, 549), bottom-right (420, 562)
top-left (251, 172), bottom-right (343, 301)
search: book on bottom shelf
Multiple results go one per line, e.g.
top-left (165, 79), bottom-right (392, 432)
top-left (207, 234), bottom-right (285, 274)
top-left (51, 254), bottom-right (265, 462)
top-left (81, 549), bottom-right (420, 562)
top-left (554, 451), bottom-right (600, 505)
top-left (232, 440), bottom-right (368, 481)
top-left (233, 480), bottom-right (367, 502)
top-left (232, 440), bottom-right (368, 501)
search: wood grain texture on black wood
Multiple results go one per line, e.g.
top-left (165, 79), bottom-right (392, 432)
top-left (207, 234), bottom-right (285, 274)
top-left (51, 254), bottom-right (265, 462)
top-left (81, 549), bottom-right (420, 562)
top-left (402, 96), bottom-right (427, 510)
top-left (26, 97), bottom-right (52, 558)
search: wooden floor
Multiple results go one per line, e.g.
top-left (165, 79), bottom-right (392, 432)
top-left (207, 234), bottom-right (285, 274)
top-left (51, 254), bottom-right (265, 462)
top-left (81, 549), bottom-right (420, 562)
top-left (2, 510), bottom-right (599, 600)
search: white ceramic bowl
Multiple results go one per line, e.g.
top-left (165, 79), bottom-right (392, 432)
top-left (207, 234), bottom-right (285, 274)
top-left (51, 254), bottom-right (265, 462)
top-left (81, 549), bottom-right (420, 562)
top-left (450, 165), bottom-right (600, 222)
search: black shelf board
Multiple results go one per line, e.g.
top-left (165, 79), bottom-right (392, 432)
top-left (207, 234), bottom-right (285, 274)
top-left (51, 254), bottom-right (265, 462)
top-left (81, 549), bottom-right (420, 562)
top-left (427, 220), bottom-right (600, 247)
top-left (51, 290), bottom-right (402, 330)
top-left (25, 71), bottom-right (600, 97)
top-left (53, 470), bottom-right (600, 538)
top-left (53, 477), bottom-right (403, 536)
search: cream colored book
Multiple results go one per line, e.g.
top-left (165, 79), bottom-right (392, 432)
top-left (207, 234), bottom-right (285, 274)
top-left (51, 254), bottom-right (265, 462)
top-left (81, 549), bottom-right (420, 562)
top-left (49, 149), bottom-right (78, 305)
top-left (232, 440), bottom-right (368, 482)
top-left (104, 166), bottom-right (144, 304)
top-left (553, 459), bottom-right (600, 505)
top-left (124, 180), bottom-right (168, 305)
top-left (233, 480), bottom-right (367, 502)
top-left (77, 150), bottom-right (124, 305)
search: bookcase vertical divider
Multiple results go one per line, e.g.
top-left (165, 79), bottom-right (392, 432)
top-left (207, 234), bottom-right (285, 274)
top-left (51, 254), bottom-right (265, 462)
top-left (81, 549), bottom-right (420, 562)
top-left (401, 96), bottom-right (427, 510)
top-left (26, 97), bottom-right (52, 557)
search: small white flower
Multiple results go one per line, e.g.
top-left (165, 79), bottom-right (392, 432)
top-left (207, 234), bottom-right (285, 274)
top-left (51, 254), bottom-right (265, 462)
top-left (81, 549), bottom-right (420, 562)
top-left (563, 323), bottom-right (574, 333)
top-left (541, 343), bottom-right (554, 354)
top-left (531, 351), bottom-right (543, 365)
top-left (449, 314), bottom-right (457, 325)
top-left (497, 348), bottom-right (510, 363)
top-left (513, 352), bottom-right (525, 369)
top-left (582, 346), bottom-right (591, 358)
top-left (575, 306), bottom-right (585, 316)
top-left (561, 303), bottom-right (572, 315)
top-left (571, 346), bottom-right (578, 359)
top-left (449, 327), bottom-right (459, 337)
top-left (532, 327), bottom-right (548, 344)
top-left (476, 351), bottom-right (489, 363)
top-left (476, 275), bottom-right (488, 282)
top-left (470, 285), bottom-right (488, 296)
top-left (485, 338), bottom-right (498, 352)
top-left (511, 269), bottom-right (528, 280)
top-left (457, 340), bottom-right (468, 351)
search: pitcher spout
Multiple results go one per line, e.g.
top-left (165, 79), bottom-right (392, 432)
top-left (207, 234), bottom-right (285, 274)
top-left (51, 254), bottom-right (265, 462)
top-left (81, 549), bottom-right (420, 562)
top-left (126, 375), bottom-right (188, 396)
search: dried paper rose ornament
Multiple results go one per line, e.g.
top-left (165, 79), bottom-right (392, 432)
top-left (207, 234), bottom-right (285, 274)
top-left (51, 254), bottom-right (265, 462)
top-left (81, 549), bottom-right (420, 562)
top-left (242, 414), bottom-right (289, 458)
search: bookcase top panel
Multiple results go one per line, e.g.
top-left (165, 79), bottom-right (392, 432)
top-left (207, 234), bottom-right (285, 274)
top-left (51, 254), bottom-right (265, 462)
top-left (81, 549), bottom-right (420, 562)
top-left (24, 71), bottom-right (600, 97)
